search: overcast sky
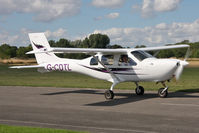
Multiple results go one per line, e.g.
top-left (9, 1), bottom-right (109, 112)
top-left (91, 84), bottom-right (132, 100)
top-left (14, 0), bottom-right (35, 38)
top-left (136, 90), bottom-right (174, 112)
top-left (0, 0), bottom-right (199, 47)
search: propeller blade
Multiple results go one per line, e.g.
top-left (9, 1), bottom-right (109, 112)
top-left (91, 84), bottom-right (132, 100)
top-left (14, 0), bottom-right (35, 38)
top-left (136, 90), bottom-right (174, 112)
top-left (174, 60), bottom-right (188, 80)
top-left (184, 47), bottom-right (190, 61)
top-left (175, 65), bottom-right (183, 80)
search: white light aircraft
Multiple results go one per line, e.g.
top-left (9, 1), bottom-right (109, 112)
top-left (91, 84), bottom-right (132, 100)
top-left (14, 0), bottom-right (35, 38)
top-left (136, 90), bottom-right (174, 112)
top-left (11, 33), bottom-right (190, 100)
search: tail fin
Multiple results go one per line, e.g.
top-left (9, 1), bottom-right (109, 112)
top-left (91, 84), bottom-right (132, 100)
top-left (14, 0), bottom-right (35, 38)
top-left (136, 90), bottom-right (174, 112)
top-left (29, 33), bottom-right (59, 64)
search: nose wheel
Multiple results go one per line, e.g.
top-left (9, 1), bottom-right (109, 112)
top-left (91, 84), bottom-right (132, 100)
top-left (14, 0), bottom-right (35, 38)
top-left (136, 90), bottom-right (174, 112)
top-left (158, 88), bottom-right (168, 98)
top-left (158, 82), bottom-right (168, 98)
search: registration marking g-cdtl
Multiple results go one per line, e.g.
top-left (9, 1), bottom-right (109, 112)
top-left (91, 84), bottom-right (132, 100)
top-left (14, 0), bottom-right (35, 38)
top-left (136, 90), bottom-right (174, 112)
top-left (46, 64), bottom-right (71, 71)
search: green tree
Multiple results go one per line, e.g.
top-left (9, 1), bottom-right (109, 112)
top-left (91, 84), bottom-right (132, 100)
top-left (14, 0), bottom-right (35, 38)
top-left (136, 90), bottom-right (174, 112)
top-left (56, 38), bottom-right (72, 47)
top-left (16, 45), bottom-right (33, 58)
top-left (89, 33), bottom-right (110, 48)
top-left (0, 44), bottom-right (17, 59)
top-left (48, 40), bottom-right (56, 47)
top-left (135, 45), bottom-right (146, 48)
top-left (178, 40), bottom-right (189, 44)
top-left (107, 44), bottom-right (123, 49)
top-left (71, 40), bottom-right (81, 48)
top-left (158, 50), bottom-right (175, 58)
top-left (81, 37), bottom-right (90, 48)
top-left (10, 46), bottom-right (17, 57)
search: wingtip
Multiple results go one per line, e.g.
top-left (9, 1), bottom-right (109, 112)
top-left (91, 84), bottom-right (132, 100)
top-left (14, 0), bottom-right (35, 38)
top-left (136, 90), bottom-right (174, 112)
top-left (26, 51), bottom-right (34, 54)
top-left (9, 66), bottom-right (19, 69)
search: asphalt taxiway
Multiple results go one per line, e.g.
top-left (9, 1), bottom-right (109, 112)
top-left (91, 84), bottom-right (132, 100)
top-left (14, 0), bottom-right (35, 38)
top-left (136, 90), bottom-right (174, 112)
top-left (0, 86), bottom-right (199, 133)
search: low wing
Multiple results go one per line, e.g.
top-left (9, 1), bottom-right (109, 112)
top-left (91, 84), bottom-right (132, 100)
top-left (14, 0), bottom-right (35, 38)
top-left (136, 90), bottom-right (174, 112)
top-left (135, 44), bottom-right (189, 51)
top-left (26, 44), bottom-right (189, 55)
top-left (10, 65), bottom-right (44, 69)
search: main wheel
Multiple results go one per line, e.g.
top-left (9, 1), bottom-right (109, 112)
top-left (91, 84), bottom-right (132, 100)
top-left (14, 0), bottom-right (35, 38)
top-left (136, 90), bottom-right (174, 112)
top-left (104, 90), bottom-right (114, 100)
top-left (158, 88), bottom-right (168, 98)
top-left (135, 86), bottom-right (144, 95)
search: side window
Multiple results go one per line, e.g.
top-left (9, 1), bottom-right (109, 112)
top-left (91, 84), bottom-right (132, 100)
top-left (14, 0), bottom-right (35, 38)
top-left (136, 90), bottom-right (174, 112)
top-left (101, 55), bottom-right (114, 65)
top-left (90, 56), bottom-right (98, 65)
top-left (119, 55), bottom-right (137, 66)
top-left (128, 58), bottom-right (137, 66)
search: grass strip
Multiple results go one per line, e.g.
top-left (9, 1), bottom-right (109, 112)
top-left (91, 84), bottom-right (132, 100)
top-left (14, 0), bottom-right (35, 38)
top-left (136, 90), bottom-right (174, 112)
top-left (0, 124), bottom-right (87, 133)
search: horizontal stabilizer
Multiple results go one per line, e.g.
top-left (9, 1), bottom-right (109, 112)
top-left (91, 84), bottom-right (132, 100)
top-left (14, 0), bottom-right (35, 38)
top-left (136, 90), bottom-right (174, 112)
top-left (10, 65), bottom-right (44, 69)
top-left (26, 50), bottom-right (62, 55)
top-left (26, 50), bottom-right (46, 54)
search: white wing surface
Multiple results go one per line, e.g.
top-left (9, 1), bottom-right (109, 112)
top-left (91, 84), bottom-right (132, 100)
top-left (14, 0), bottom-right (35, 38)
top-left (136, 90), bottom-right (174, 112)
top-left (135, 44), bottom-right (189, 51)
top-left (42, 44), bottom-right (189, 54)
top-left (26, 48), bottom-right (128, 54)
top-left (50, 47), bottom-right (128, 54)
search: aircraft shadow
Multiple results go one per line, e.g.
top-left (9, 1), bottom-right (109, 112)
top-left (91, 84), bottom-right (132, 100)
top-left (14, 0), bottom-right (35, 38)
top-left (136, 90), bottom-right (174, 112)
top-left (41, 88), bottom-right (199, 106)
top-left (86, 93), bottom-right (157, 106)
top-left (41, 89), bottom-right (104, 95)
top-left (168, 88), bottom-right (199, 98)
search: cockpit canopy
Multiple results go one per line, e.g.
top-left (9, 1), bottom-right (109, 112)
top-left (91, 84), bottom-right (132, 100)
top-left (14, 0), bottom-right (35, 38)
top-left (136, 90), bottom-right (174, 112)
top-left (131, 50), bottom-right (154, 61)
top-left (89, 50), bottom-right (154, 66)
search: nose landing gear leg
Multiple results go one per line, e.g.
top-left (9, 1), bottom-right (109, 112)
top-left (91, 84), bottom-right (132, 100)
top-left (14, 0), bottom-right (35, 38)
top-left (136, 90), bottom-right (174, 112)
top-left (158, 82), bottom-right (168, 98)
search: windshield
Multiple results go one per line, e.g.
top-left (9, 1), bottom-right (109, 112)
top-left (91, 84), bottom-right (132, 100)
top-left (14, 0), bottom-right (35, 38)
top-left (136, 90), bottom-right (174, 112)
top-left (131, 50), bottom-right (154, 61)
top-left (119, 55), bottom-right (137, 66)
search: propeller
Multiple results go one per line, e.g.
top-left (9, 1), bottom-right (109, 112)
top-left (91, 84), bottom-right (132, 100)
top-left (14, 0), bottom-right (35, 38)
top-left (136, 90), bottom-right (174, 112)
top-left (175, 61), bottom-right (189, 80)
top-left (174, 47), bottom-right (190, 81)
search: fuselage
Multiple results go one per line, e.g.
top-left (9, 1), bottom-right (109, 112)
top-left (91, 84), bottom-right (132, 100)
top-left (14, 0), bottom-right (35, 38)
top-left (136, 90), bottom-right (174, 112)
top-left (41, 50), bottom-right (182, 83)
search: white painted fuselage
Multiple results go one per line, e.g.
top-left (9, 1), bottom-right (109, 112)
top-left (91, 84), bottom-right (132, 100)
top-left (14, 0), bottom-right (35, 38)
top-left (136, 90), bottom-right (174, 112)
top-left (41, 54), bottom-right (181, 84)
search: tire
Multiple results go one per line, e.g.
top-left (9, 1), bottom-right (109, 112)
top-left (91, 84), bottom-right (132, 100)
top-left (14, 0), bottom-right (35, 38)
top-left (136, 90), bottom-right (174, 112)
top-left (135, 86), bottom-right (144, 95)
top-left (104, 90), bottom-right (114, 100)
top-left (158, 88), bottom-right (168, 98)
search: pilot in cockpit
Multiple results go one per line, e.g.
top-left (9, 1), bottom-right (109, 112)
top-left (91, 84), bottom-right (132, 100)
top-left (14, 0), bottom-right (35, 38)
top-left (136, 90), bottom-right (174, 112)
top-left (120, 55), bottom-right (129, 66)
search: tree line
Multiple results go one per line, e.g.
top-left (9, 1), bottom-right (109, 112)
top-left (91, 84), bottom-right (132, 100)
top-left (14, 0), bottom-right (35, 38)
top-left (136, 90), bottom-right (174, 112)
top-left (0, 33), bottom-right (199, 59)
